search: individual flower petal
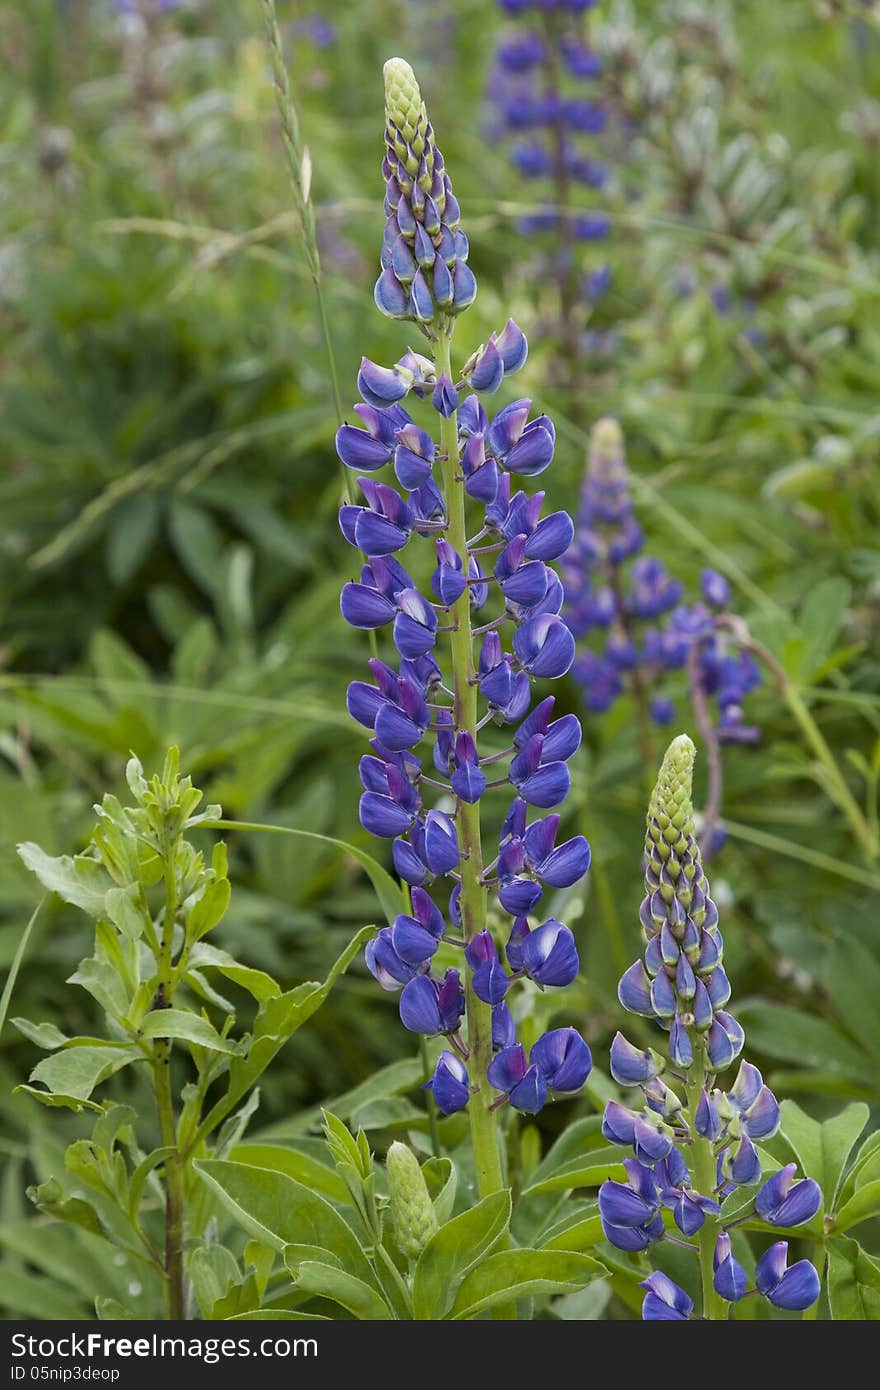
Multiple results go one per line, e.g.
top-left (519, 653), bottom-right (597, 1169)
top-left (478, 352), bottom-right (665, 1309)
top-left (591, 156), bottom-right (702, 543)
top-left (340, 582), bottom-right (397, 629)
top-left (617, 961), bottom-right (655, 1017)
top-left (609, 1032), bottom-right (660, 1086)
top-left (755, 1242), bottom-right (820, 1311)
top-left (713, 1232), bottom-right (747, 1303)
top-left (521, 919), bottom-right (579, 987)
top-left (754, 1165), bottom-right (822, 1228)
top-left (640, 1272), bottom-right (693, 1321)
top-left (365, 928), bottom-right (417, 990)
top-left (424, 1051), bottom-right (470, 1115)
top-left (531, 1027), bottom-right (592, 1092)
top-left (423, 810), bottom-right (460, 874)
top-left (359, 791), bottom-right (414, 838)
top-left (514, 614), bottom-right (575, 678)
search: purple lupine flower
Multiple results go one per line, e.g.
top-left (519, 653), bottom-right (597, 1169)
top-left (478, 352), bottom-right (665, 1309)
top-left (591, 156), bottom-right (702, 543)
top-left (755, 1242), bottom-right (820, 1311)
top-left (713, 1232), bottom-right (747, 1303)
top-left (487, 1043), bottom-right (548, 1114)
top-left (563, 419), bottom-right (761, 850)
top-left (754, 1165), bottom-right (822, 1228)
top-left (603, 734), bottom-right (821, 1320)
top-left (341, 57), bottom-right (590, 1129)
top-left (640, 1271), bottom-right (693, 1321)
top-left (486, 0), bottom-right (610, 343)
top-left (531, 1026), bottom-right (592, 1092)
top-left (599, 1159), bottom-right (664, 1252)
top-left (399, 969), bottom-right (465, 1035)
top-left (424, 1051), bottom-right (470, 1115)
top-left (376, 59), bottom-right (476, 327)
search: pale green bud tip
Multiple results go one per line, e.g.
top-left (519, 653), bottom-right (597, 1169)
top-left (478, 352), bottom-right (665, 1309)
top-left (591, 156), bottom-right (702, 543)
top-left (383, 58), bottom-right (426, 135)
top-left (591, 417), bottom-right (624, 455)
top-left (648, 735), bottom-right (697, 843)
top-left (386, 1141), bottom-right (437, 1261)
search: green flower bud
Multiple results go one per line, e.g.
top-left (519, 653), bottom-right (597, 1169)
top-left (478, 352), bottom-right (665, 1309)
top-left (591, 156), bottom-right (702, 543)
top-left (386, 1141), bottom-right (437, 1261)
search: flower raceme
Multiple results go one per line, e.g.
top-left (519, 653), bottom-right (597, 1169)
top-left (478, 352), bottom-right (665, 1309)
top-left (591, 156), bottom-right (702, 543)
top-left (563, 418), bottom-right (761, 853)
top-left (598, 735), bottom-right (821, 1320)
top-left (564, 417), bottom-right (760, 743)
top-left (339, 59), bottom-right (592, 1131)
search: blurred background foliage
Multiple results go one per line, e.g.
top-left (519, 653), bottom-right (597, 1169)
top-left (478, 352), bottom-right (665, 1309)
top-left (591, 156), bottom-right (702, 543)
top-left (1, 0), bottom-right (879, 1318)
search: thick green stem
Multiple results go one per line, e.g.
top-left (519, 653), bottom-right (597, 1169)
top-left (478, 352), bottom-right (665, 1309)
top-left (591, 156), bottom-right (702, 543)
top-left (686, 1055), bottom-right (725, 1321)
top-left (153, 860), bottom-right (186, 1320)
top-left (435, 332), bottom-right (505, 1202)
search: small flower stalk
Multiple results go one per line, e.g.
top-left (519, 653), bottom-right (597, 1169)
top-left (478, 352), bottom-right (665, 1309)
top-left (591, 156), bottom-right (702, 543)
top-left (341, 58), bottom-right (592, 1199)
top-left (563, 417), bottom-right (761, 852)
top-left (599, 735), bottom-right (821, 1320)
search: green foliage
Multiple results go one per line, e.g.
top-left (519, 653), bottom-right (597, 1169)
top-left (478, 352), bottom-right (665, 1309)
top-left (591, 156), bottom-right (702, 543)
top-left (1, 0), bottom-right (879, 1321)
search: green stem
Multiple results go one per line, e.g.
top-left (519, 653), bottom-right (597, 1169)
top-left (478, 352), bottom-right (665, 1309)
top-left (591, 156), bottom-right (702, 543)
top-left (153, 860), bottom-right (186, 1320)
top-left (435, 331), bottom-right (505, 1203)
top-left (686, 1056), bottom-right (725, 1321)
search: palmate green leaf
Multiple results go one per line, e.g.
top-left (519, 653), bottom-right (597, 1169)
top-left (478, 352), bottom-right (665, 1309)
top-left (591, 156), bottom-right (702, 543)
top-left (540, 1200), bottom-right (603, 1253)
top-left (839, 1132), bottom-right (880, 1207)
top-left (422, 1156), bottom-right (457, 1226)
top-left (230, 1143), bottom-right (349, 1205)
top-left (797, 576), bottom-right (851, 681)
top-left (449, 1249), bottom-right (605, 1320)
top-left (411, 1191), bottom-right (511, 1321)
top-left (522, 1145), bottom-right (627, 1196)
top-left (198, 925), bottom-right (372, 1139)
top-left (209, 819), bottom-right (406, 926)
top-left (780, 1100), bottom-right (868, 1211)
top-left (831, 1181), bottom-right (880, 1235)
top-left (139, 1008), bottom-right (243, 1054)
top-left (828, 1237), bottom-right (880, 1319)
top-left (286, 1259), bottom-right (391, 1321)
top-left (823, 934), bottom-right (880, 1061)
top-left (17, 1044), bottom-right (143, 1107)
top-left (523, 1116), bottom-right (606, 1189)
top-left (194, 1158), bottom-right (375, 1289)
top-left (17, 842), bottom-right (109, 916)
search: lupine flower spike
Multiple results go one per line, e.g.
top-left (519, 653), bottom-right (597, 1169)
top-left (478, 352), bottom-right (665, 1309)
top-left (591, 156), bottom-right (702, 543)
top-left (340, 59), bottom-right (592, 1197)
top-left (599, 735), bottom-right (821, 1320)
top-left (487, 0), bottom-right (611, 373)
top-left (564, 418), bottom-right (761, 854)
